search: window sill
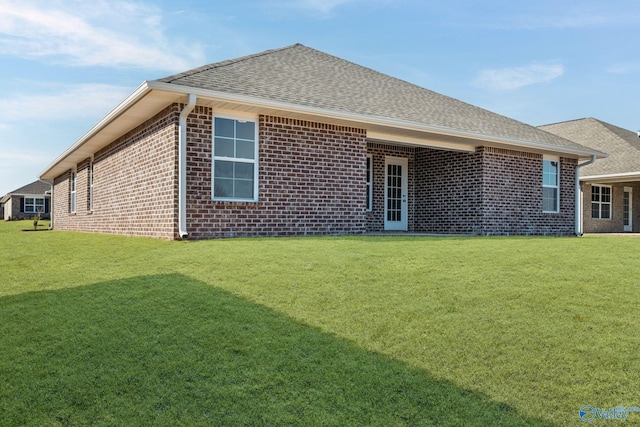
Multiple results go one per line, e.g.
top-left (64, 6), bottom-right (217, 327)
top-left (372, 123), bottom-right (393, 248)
top-left (212, 199), bottom-right (259, 203)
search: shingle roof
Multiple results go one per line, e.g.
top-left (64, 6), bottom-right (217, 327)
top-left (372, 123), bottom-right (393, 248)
top-left (157, 43), bottom-right (590, 152)
top-left (540, 118), bottom-right (640, 177)
top-left (1, 180), bottom-right (50, 204)
top-left (6, 180), bottom-right (50, 196)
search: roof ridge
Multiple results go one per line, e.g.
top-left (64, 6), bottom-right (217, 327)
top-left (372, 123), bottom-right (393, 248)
top-left (595, 120), bottom-right (640, 146)
top-left (156, 43), bottom-right (304, 83)
top-left (5, 180), bottom-right (50, 195)
top-left (151, 44), bottom-right (599, 155)
top-left (538, 117), bottom-right (593, 128)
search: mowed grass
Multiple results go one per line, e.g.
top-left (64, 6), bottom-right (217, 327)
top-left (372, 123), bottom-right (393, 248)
top-left (1, 221), bottom-right (639, 425)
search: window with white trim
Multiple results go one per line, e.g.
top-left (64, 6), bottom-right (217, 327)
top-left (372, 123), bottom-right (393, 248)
top-left (70, 171), bottom-right (77, 213)
top-left (366, 155), bottom-right (372, 211)
top-left (88, 161), bottom-right (94, 211)
top-left (591, 185), bottom-right (611, 219)
top-left (24, 197), bottom-right (45, 213)
top-left (212, 116), bottom-right (258, 201)
top-left (542, 159), bottom-right (559, 212)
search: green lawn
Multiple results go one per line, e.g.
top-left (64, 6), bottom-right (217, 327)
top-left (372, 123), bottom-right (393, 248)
top-left (1, 220), bottom-right (639, 426)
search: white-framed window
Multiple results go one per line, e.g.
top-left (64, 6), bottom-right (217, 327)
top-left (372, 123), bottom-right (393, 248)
top-left (591, 185), bottom-right (611, 219)
top-left (24, 197), bottom-right (45, 213)
top-left (88, 161), bottom-right (94, 212)
top-left (542, 157), bottom-right (559, 213)
top-left (212, 115), bottom-right (258, 201)
top-left (70, 170), bottom-right (77, 213)
top-left (366, 155), bottom-right (372, 211)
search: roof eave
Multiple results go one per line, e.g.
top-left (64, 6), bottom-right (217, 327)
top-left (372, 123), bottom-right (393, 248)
top-left (39, 81), bottom-right (155, 180)
top-left (581, 172), bottom-right (640, 183)
top-left (40, 80), bottom-right (607, 181)
top-left (148, 81), bottom-right (607, 158)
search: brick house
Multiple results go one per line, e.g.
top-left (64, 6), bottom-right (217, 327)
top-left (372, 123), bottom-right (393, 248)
top-left (39, 44), bottom-right (604, 239)
top-left (1, 180), bottom-right (51, 221)
top-left (541, 118), bottom-right (639, 233)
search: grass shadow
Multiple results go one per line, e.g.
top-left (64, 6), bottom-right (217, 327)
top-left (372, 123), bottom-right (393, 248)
top-left (0, 274), bottom-right (548, 426)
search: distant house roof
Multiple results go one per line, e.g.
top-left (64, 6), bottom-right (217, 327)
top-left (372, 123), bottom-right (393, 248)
top-left (41, 44), bottom-right (604, 181)
top-left (540, 118), bottom-right (640, 182)
top-left (1, 180), bottom-right (50, 204)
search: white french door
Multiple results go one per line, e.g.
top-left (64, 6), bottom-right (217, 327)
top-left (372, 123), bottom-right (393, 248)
top-left (384, 157), bottom-right (408, 231)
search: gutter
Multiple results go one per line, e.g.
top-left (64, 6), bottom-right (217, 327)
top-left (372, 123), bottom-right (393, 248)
top-left (178, 94), bottom-right (197, 239)
top-left (575, 155), bottom-right (597, 236)
top-left (147, 81), bottom-right (605, 159)
top-left (580, 171), bottom-right (640, 183)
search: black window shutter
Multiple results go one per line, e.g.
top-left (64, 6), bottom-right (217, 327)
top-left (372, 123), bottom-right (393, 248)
top-left (20, 197), bottom-right (24, 212)
top-left (45, 198), bottom-right (50, 213)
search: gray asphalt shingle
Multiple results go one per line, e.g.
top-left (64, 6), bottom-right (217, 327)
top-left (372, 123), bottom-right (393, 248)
top-left (540, 118), bottom-right (640, 176)
top-left (157, 44), bottom-right (589, 151)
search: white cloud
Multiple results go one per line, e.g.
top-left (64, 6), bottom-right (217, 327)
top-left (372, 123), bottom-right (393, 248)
top-left (507, 12), bottom-right (624, 30)
top-left (294, 0), bottom-right (357, 14)
top-left (0, 150), bottom-right (54, 197)
top-left (607, 62), bottom-right (640, 75)
top-left (267, 0), bottom-right (387, 17)
top-left (0, 0), bottom-right (205, 71)
top-left (474, 63), bottom-right (564, 91)
top-left (0, 149), bottom-right (52, 168)
top-left (278, 0), bottom-right (357, 14)
top-left (0, 83), bottom-right (131, 124)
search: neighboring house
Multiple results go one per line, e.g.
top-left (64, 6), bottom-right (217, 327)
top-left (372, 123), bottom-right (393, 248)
top-left (1, 180), bottom-right (51, 221)
top-left (541, 118), bottom-right (640, 233)
top-left (39, 44), bottom-right (604, 239)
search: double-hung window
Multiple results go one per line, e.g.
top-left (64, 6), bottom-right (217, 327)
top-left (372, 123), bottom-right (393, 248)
top-left (212, 116), bottom-right (258, 201)
top-left (542, 158), bottom-right (559, 213)
top-left (88, 161), bottom-right (94, 212)
top-left (591, 185), bottom-right (611, 219)
top-left (70, 171), bottom-right (77, 213)
top-left (24, 197), bottom-right (45, 213)
top-left (366, 155), bottom-right (372, 211)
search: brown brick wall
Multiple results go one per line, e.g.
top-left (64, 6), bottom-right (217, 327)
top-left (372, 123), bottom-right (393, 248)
top-left (50, 102), bottom-right (580, 239)
top-left (52, 105), bottom-right (179, 239)
top-left (366, 143), bottom-right (415, 232)
top-left (414, 148), bottom-right (483, 234)
top-left (479, 148), bottom-right (576, 235)
top-left (185, 113), bottom-right (368, 238)
top-left (582, 182), bottom-right (640, 233)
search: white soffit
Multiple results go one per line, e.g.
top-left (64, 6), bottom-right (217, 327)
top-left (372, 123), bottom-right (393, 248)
top-left (367, 130), bottom-right (475, 152)
top-left (41, 80), bottom-right (606, 180)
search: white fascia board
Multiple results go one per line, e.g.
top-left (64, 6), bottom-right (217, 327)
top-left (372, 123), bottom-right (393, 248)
top-left (147, 81), bottom-right (606, 158)
top-left (581, 172), bottom-right (640, 183)
top-left (39, 82), bottom-right (154, 179)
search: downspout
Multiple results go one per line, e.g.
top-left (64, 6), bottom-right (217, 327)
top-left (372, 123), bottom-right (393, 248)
top-left (39, 178), bottom-right (54, 230)
top-left (575, 155), bottom-right (597, 236)
top-left (178, 94), bottom-right (197, 239)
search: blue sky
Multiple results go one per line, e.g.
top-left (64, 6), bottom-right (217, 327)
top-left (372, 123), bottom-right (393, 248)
top-left (1, 0), bottom-right (639, 196)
